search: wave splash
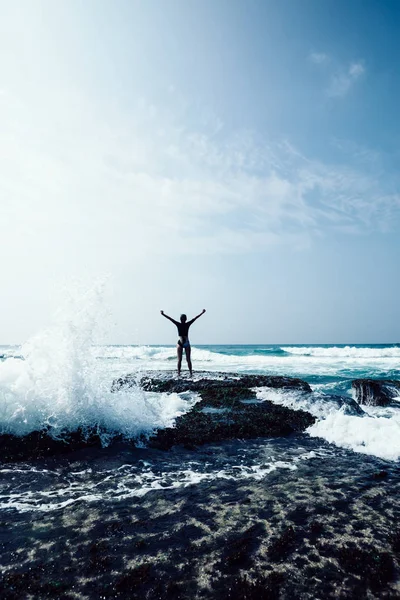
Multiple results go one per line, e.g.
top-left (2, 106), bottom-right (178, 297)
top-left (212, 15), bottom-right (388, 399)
top-left (0, 287), bottom-right (193, 443)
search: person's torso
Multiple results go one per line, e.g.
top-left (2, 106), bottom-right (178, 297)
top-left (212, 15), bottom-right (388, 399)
top-left (177, 322), bottom-right (190, 337)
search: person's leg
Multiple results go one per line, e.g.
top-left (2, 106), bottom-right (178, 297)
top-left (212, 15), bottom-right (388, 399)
top-left (185, 346), bottom-right (193, 376)
top-left (177, 344), bottom-right (183, 376)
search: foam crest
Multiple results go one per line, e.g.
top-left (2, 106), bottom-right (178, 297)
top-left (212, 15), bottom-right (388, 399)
top-left (255, 388), bottom-right (349, 419)
top-left (0, 286), bottom-right (195, 441)
top-left (283, 345), bottom-right (400, 358)
top-left (100, 344), bottom-right (400, 382)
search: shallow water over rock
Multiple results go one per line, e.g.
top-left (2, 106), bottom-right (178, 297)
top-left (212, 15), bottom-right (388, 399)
top-left (1, 436), bottom-right (400, 599)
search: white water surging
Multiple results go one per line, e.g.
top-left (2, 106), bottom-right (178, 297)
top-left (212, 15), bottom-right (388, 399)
top-left (0, 444), bottom-right (330, 512)
top-left (255, 388), bottom-right (400, 461)
top-left (0, 288), bottom-right (194, 442)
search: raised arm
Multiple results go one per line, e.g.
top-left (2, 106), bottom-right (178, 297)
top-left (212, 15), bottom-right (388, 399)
top-left (160, 310), bottom-right (179, 325)
top-left (188, 309), bottom-right (206, 326)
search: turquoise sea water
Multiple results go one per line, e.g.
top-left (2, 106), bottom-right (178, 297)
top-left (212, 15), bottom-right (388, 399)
top-left (75, 342), bottom-right (400, 397)
top-left (195, 343), bottom-right (400, 393)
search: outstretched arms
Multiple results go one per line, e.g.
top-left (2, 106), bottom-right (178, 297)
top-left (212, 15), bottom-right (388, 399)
top-left (188, 309), bottom-right (206, 326)
top-left (160, 310), bottom-right (179, 325)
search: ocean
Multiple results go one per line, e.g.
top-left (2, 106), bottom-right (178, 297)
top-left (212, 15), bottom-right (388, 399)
top-left (1, 338), bottom-right (400, 510)
top-left (2, 330), bottom-right (400, 597)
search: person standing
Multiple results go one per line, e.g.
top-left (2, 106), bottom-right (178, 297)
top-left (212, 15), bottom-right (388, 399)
top-left (160, 309), bottom-right (206, 376)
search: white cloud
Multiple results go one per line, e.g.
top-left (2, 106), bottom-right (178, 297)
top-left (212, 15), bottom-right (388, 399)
top-left (1, 86), bottom-right (397, 283)
top-left (328, 61), bottom-right (365, 97)
top-left (309, 52), bottom-right (328, 65)
top-left (310, 52), bottom-right (366, 97)
top-left (0, 2), bottom-right (397, 344)
top-left (349, 62), bottom-right (365, 78)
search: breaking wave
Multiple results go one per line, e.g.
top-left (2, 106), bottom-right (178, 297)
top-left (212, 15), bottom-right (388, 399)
top-left (90, 344), bottom-right (400, 382)
top-left (282, 345), bottom-right (400, 358)
top-left (256, 387), bottom-right (400, 461)
top-left (0, 288), bottom-right (195, 444)
top-left (1, 288), bottom-right (400, 463)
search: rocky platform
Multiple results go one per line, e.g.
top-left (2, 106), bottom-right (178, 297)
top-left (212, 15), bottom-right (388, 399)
top-left (4, 372), bottom-right (400, 462)
top-left (0, 428), bottom-right (105, 464)
top-left (1, 373), bottom-right (314, 462)
top-left (137, 372), bottom-right (315, 450)
top-left (112, 371), bottom-right (312, 394)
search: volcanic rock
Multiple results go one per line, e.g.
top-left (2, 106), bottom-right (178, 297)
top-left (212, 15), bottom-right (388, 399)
top-left (144, 374), bottom-right (315, 449)
top-left (2, 373), bottom-right (314, 461)
top-left (112, 371), bottom-right (312, 394)
top-left (352, 379), bottom-right (400, 407)
top-left (0, 428), bottom-right (103, 463)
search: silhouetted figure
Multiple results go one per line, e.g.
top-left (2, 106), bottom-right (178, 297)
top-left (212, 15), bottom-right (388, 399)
top-left (160, 309), bottom-right (206, 376)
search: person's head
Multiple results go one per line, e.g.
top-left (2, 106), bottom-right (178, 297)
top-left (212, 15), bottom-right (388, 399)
top-left (180, 314), bottom-right (187, 323)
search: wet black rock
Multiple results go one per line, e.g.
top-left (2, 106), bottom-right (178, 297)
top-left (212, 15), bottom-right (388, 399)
top-left (114, 563), bottom-right (153, 596)
top-left (148, 381), bottom-right (315, 450)
top-left (2, 373), bottom-right (314, 462)
top-left (221, 523), bottom-right (265, 569)
top-left (219, 571), bottom-right (285, 600)
top-left (113, 370), bottom-right (312, 394)
top-left (268, 526), bottom-right (299, 561)
top-left (336, 543), bottom-right (395, 589)
top-left (352, 379), bottom-right (400, 407)
top-left (113, 371), bottom-right (315, 449)
top-left (0, 428), bottom-right (104, 463)
top-left (319, 393), bottom-right (365, 416)
top-left (0, 565), bottom-right (70, 599)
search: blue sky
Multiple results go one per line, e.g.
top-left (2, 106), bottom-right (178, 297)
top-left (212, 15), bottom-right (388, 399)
top-left (1, 0), bottom-right (399, 343)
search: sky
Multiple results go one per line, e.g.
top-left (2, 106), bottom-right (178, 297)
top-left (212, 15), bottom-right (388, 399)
top-left (1, 0), bottom-right (400, 344)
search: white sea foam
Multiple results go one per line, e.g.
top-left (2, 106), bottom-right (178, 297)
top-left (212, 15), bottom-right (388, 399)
top-left (255, 386), bottom-right (366, 420)
top-left (308, 411), bottom-right (400, 461)
top-left (283, 345), bottom-right (400, 358)
top-left (0, 464), bottom-right (292, 512)
top-left (0, 288), bottom-right (196, 441)
top-left (256, 387), bottom-right (400, 461)
top-left (0, 452), bottom-right (320, 512)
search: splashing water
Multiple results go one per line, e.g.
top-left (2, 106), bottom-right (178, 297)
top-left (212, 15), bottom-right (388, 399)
top-left (0, 285), bottom-right (194, 443)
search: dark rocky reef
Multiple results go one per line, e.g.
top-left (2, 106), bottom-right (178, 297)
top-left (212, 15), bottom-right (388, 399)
top-left (352, 379), bottom-right (400, 407)
top-left (316, 393), bottom-right (365, 416)
top-left (2, 439), bottom-right (399, 600)
top-left (113, 370), bottom-right (312, 394)
top-left (1, 373), bottom-right (314, 462)
top-left (141, 372), bottom-right (315, 450)
top-left (0, 428), bottom-right (104, 463)
top-left (149, 394), bottom-right (315, 450)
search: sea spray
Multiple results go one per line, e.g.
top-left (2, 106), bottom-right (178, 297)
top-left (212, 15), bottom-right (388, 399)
top-left (0, 284), bottom-right (195, 443)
